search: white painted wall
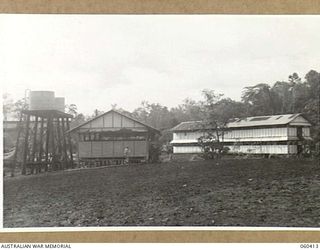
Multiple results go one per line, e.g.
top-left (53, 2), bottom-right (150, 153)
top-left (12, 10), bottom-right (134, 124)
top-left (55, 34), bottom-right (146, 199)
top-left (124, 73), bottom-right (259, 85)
top-left (223, 127), bottom-right (288, 142)
top-left (288, 127), bottom-right (296, 137)
top-left (228, 144), bottom-right (289, 154)
top-left (171, 125), bottom-right (310, 155)
top-left (173, 144), bottom-right (292, 154)
top-left (173, 146), bottom-right (203, 154)
top-left (172, 127), bottom-right (312, 144)
top-left (172, 128), bottom-right (291, 144)
top-left (173, 131), bottom-right (205, 140)
top-left (302, 127), bottom-right (310, 137)
top-left (289, 116), bottom-right (311, 126)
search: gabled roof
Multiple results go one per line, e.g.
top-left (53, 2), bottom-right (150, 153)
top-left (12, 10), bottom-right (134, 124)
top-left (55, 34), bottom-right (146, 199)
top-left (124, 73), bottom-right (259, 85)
top-left (171, 121), bottom-right (210, 132)
top-left (68, 109), bottom-right (160, 134)
top-left (171, 113), bottom-right (311, 132)
top-left (227, 113), bottom-right (311, 128)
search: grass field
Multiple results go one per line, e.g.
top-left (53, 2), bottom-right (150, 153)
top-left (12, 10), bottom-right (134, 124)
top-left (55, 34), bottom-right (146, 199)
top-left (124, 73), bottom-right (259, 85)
top-left (3, 158), bottom-right (320, 227)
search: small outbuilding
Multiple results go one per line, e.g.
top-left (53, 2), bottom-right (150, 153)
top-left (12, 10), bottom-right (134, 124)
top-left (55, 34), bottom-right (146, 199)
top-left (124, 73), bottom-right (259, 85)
top-left (69, 109), bottom-right (160, 165)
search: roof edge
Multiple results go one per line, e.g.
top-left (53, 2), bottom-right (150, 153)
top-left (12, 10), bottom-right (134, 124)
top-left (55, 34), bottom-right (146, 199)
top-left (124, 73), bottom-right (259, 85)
top-left (68, 109), bottom-right (160, 134)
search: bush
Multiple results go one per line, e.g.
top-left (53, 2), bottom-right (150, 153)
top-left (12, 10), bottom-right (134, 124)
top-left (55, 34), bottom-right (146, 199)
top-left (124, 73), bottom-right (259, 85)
top-left (149, 142), bottom-right (162, 163)
top-left (198, 135), bottom-right (229, 160)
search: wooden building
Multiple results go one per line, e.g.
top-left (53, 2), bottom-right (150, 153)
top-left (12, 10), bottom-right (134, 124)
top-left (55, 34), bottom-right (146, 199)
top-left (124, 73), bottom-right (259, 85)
top-left (69, 109), bottom-right (160, 165)
top-left (170, 113), bottom-right (312, 155)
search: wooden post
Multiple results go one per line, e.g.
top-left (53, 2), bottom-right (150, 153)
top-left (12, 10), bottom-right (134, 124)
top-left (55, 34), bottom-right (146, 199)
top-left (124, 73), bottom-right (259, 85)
top-left (56, 117), bottom-right (63, 170)
top-left (51, 117), bottom-right (56, 170)
top-left (22, 114), bottom-right (30, 175)
top-left (11, 112), bottom-right (23, 177)
top-left (145, 132), bottom-right (150, 162)
top-left (38, 117), bottom-right (45, 173)
top-left (30, 116), bottom-right (39, 174)
top-left (77, 132), bottom-right (81, 168)
top-left (61, 118), bottom-right (68, 169)
top-left (66, 118), bottom-right (74, 168)
top-left (45, 116), bottom-right (51, 172)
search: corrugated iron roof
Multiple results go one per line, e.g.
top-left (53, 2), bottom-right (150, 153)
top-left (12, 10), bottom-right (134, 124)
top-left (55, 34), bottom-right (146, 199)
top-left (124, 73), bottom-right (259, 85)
top-left (68, 109), bottom-right (160, 134)
top-left (171, 113), bottom-right (311, 131)
top-left (227, 113), bottom-right (304, 128)
top-left (171, 120), bottom-right (210, 132)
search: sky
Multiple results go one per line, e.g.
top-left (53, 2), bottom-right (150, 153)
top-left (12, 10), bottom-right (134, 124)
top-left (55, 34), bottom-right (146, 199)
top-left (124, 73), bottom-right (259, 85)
top-left (1, 15), bottom-right (320, 116)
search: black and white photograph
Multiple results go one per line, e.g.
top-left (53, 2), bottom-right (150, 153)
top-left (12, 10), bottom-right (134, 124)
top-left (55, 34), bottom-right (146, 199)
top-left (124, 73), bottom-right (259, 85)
top-left (1, 14), bottom-right (320, 228)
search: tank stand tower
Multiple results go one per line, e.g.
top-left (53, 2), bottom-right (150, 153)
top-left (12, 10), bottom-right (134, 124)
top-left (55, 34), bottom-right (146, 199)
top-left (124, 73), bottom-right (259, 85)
top-left (11, 91), bottom-right (74, 176)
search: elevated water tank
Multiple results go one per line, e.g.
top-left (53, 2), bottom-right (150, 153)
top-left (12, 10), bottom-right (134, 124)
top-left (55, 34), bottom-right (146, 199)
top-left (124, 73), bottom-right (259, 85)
top-left (54, 97), bottom-right (65, 112)
top-left (29, 91), bottom-right (55, 110)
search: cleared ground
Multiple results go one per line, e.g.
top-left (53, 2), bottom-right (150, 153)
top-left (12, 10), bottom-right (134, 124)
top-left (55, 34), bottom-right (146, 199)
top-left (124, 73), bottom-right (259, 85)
top-left (3, 158), bottom-right (320, 227)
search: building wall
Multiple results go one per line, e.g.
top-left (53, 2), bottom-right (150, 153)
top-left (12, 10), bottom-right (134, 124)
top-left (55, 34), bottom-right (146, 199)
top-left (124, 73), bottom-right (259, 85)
top-left (171, 126), bottom-right (310, 155)
top-left (172, 144), bottom-right (297, 155)
top-left (289, 116), bottom-right (311, 126)
top-left (223, 127), bottom-right (288, 142)
top-left (173, 146), bottom-right (203, 154)
top-left (228, 144), bottom-right (289, 154)
top-left (172, 127), bottom-right (311, 143)
top-left (78, 140), bottom-right (148, 158)
top-left (173, 131), bottom-right (205, 141)
top-left (80, 111), bottom-right (145, 130)
top-left (77, 111), bottom-right (149, 159)
top-left (302, 127), bottom-right (310, 137)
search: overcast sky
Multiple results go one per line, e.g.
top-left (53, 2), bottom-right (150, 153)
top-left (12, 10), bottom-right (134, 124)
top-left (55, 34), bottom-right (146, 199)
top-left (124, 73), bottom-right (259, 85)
top-left (1, 15), bottom-right (319, 115)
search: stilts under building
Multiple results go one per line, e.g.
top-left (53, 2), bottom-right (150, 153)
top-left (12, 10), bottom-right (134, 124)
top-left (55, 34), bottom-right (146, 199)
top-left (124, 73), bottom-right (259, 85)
top-left (11, 91), bottom-right (74, 176)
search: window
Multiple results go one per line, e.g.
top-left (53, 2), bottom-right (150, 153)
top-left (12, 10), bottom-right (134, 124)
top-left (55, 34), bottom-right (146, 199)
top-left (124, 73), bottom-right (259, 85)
top-left (95, 133), bottom-right (100, 141)
top-left (90, 133), bottom-right (95, 141)
top-left (250, 116), bottom-right (270, 121)
top-left (84, 134), bottom-right (90, 141)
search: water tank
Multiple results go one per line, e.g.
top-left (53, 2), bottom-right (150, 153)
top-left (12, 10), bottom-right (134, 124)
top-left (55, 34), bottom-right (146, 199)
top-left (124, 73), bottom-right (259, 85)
top-left (29, 91), bottom-right (55, 110)
top-left (54, 97), bottom-right (65, 112)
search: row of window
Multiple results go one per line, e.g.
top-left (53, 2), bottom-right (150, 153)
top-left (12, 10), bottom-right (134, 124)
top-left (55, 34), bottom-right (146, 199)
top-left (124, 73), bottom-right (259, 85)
top-left (80, 133), bottom-right (146, 141)
top-left (175, 127), bottom-right (310, 139)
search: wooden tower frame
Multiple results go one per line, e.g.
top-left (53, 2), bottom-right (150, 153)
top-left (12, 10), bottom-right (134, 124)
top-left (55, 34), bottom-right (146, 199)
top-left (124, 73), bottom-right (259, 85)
top-left (11, 109), bottom-right (74, 176)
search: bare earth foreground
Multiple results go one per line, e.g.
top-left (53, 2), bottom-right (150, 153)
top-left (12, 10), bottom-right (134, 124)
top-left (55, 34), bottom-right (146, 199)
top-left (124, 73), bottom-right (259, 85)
top-left (4, 158), bottom-right (320, 227)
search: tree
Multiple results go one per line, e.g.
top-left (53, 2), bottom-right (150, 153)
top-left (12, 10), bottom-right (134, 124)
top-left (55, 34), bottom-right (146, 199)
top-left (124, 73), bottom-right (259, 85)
top-left (2, 94), bottom-right (28, 120)
top-left (271, 81), bottom-right (291, 114)
top-left (288, 73), bottom-right (302, 113)
top-left (303, 70), bottom-right (320, 144)
top-left (242, 83), bottom-right (276, 115)
top-left (305, 70), bottom-right (320, 100)
top-left (87, 109), bottom-right (104, 119)
top-left (70, 113), bottom-right (86, 128)
top-left (198, 90), bottom-right (241, 158)
top-left (66, 104), bottom-right (78, 117)
top-left (132, 101), bottom-right (176, 130)
top-left (3, 93), bottom-right (14, 121)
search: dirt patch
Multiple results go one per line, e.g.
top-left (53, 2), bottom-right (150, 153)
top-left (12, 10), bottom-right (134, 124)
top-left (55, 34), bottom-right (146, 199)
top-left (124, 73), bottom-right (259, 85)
top-left (3, 158), bottom-right (320, 227)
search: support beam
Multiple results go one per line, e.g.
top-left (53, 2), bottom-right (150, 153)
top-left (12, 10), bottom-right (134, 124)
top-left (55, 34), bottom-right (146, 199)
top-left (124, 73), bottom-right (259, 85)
top-left (22, 114), bottom-right (30, 175)
top-left (30, 116), bottom-right (39, 174)
top-left (38, 117), bottom-right (45, 173)
top-left (56, 118), bottom-right (63, 170)
top-left (145, 133), bottom-right (150, 162)
top-left (11, 112), bottom-right (23, 177)
top-left (51, 117), bottom-right (56, 170)
top-left (66, 118), bottom-right (74, 168)
top-left (61, 118), bottom-right (68, 168)
top-left (45, 116), bottom-right (51, 172)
